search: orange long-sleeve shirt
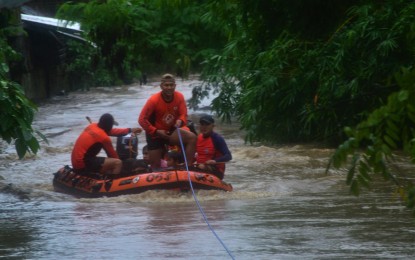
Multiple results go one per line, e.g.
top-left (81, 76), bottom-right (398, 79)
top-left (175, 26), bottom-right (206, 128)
top-left (138, 91), bottom-right (187, 136)
top-left (71, 123), bottom-right (130, 170)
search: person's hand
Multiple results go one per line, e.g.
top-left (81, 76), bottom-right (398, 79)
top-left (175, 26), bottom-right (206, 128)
top-left (131, 128), bottom-right (142, 134)
top-left (156, 129), bottom-right (170, 140)
top-left (205, 159), bottom-right (216, 165)
top-left (196, 163), bottom-right (206, 170)
top-left (175, 119), bottom-right (182, 128)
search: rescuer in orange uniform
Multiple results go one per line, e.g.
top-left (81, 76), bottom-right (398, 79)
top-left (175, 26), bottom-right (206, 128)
top-left (138, 74), bottom-right (196, 168)
top-left (195, 115), bottom-right (232, 179)
top-left (71, 113), bottom-right (142, 175)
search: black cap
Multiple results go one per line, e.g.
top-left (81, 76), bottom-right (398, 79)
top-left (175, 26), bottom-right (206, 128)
top-left (200, 115), bottom-right (214, 124)
top-left (98, 113), bottom-right (118, 133)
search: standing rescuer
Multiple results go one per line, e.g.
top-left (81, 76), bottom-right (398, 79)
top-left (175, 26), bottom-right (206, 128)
top-left (195, 115), bottom-right (232, 180)
top-left (138, 73), bottom-right (196, 168)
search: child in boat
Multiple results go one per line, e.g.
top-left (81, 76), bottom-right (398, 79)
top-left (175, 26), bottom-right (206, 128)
top-left (143, 145), bottom-right (167, 168)
top-left (166, 150), bottom-right (184, 169)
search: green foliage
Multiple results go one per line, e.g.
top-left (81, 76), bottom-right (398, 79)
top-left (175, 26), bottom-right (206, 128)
top-left (329, 66), bottom-right (415, 212)
top-left (57, 0), bottom-right (227, 84)
top-left (58, 0), bottom-right (151, 84)
top-left (186, 1), bottom-right (415, 214)
top-left (0, 9), bottom-right (46, 158)
top-left (65, 40), bottom-right (115, 89)
top-left (193, 0), bottom-right (415, 146)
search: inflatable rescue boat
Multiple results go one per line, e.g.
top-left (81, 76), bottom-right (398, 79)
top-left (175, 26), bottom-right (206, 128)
top-left (54, 133), bottom-right (232, 198)
top-left (53, 165), bottom-right (233, 198)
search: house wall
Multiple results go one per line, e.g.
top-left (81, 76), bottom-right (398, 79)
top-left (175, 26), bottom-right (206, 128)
top-left (11, 0), bottom-right (81, 101)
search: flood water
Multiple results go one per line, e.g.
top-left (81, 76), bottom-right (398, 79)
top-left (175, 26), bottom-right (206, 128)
top-left (1, 76), bottom-right (415, 259)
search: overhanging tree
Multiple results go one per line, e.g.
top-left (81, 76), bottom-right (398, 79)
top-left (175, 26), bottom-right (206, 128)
top-left (0, 9), bottom-right (46, 158)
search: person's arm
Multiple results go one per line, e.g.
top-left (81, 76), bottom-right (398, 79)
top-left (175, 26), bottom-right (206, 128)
top-left (139, 98), bottom-right (158, 135)
top-left (102, 137), bottom-right (119, 158)
top-left (109, 128), bottom-right (130, 137)
top-left (109, 127), bottom-right (142, 136)
top-left (175, 92), bottom-right (188, 127)
top-left (212, 133), bottom-right (232, 162)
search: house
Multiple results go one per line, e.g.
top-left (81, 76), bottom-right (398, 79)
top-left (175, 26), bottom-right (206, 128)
top-left (3, 0), bottom-right (86, 100)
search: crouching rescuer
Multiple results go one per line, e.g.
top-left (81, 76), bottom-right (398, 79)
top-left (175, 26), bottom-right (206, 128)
top-left (71, 113), bottom-right (142, 175)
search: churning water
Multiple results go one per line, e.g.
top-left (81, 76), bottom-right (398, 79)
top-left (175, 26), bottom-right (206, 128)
top-left (1, 76), bottom-right (415, 259)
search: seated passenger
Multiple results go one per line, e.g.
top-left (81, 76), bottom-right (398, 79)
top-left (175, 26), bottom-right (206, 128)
top-left (195, 115), bottom-right (232, 180)
top-left (166, 150), bottom-right (184, 169)
top-left (142, 145), bottom-right (167, 169)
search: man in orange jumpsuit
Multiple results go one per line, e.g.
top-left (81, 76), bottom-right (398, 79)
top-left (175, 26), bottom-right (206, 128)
top-left (71, 113), bottom-right (141, 175)
top-left (138, 74), bottom-right (196, 168)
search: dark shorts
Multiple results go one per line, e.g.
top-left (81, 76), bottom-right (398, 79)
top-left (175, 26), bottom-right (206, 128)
top-left (76, 156), bottom-right (105, 173)
top-left (146, 133), bottom-right (169, 150)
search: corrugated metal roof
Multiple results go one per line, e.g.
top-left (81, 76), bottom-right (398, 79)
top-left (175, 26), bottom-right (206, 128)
top-left (21, 13), bottom-right (81, 31)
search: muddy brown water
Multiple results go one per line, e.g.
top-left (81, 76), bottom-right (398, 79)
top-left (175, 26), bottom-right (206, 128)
top-left (1, 77), bottom-right (415, 259)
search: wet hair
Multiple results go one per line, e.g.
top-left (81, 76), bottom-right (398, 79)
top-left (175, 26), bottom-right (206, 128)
top-left (167, 150), bottom-right (184, 164)
top-left (98, 113), bottom-right (115, 133)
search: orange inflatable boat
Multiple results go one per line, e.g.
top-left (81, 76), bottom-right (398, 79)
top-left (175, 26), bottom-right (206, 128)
top-left (53, 165), bottom-right (233, 198)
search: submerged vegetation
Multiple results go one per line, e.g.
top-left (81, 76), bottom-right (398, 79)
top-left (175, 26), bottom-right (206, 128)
top-left (2, 0), bottom-right (415, 213)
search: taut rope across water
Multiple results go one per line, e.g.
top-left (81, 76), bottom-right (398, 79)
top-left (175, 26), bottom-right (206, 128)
top-left (176, 127), bottom-right (235, 259)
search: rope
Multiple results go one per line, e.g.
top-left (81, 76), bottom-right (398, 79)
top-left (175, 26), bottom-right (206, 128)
top-left (176, 127), bottom-right (235, 260)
